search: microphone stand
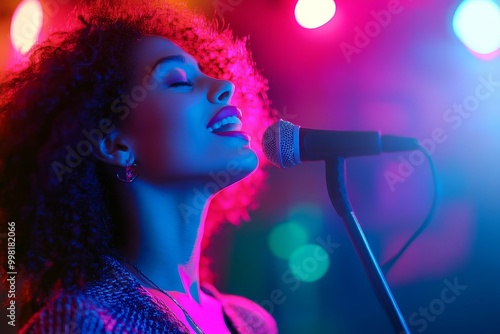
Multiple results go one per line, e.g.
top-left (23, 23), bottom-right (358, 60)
top-left (325, 157), bottom-right (410, 334)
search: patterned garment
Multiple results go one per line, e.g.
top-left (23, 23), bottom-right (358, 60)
top-left (19, 256), bottom-right (278, 334)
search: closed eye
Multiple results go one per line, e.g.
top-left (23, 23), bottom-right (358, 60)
top-left (169, 81), bottom-right (193, 88)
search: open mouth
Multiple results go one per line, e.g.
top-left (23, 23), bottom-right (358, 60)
top-left (207, 106), bottom-right (248, 140)
top-left (207, 115), bottom-right (243, 133)
top-left (206, 106), bottom-right (250, 141)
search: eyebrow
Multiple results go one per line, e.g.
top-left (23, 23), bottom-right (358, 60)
top-left (151, 55), bottom-right (202, 72)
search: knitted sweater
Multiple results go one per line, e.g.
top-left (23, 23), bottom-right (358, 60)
top-left (19, 256), bottom-right (278, 333)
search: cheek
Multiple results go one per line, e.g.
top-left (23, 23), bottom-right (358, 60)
top-left (125, 98), bottom-right (209, 176)
top-left (121, 95), bottom-right (257, 182)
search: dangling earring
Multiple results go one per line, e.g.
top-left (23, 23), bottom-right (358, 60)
top-left (116, 161), bottom-right (138, 183)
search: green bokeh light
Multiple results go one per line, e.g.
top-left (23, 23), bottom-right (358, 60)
top-left (288, 244), bottom-right (330, 282)
top-left (268, 221), bottom-right (309, 259)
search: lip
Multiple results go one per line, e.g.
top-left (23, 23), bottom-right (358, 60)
top-left (215, 131), bottom-right (251, 141)
top-left (207, 106), bottom-right (243, 130)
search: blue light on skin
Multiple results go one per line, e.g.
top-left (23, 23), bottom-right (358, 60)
top-left (93, 36), bottom-right (258, 331)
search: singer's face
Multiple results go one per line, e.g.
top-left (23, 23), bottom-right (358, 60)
top-left (118, 36), bottom-right (258, 185)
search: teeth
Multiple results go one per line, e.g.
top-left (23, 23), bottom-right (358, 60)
top-left (208, 115), bottom-right (242, 132)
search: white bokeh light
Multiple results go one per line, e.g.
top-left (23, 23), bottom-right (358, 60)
top-left (295, 0), bottom-right (336, 29)
top-left (10, 0), bottom-right (44, 54)
top-left (453, 0), bottom-right (500, 55)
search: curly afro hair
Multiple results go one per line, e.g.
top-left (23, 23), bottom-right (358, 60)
top-left (0, 0), bottom-right (276, 322)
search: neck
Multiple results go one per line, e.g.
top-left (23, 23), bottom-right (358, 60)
top-left (114, 178), bottom-right (212, 303)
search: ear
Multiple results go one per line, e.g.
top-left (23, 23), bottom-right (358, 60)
top-left (93, 130), bottom-right (135, 167)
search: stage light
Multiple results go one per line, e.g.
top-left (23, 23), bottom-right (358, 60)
top-left (453, 0), bottom-right (500, 55)
top-left (10, 0), bottom-right (44, 54)
top-left (288, 244), bottom-right (330, 282)
top-left (295, 0), bottom-right (336, 29)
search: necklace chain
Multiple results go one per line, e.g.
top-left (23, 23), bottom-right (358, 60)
top-left (119, 256), bottom-right (204, 334)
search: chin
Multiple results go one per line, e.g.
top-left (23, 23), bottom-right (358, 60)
top-left (237, 147), bottom-right (259, 173)
top-left (219, 148), bottom-right (259, 185)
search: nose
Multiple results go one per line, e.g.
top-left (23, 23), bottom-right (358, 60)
top-left (208, 78), bottom-right (235, 104)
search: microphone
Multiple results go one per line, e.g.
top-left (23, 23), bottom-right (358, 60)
top-left (262, 119), bottom-right (419, 168)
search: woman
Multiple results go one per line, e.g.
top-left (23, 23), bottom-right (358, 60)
top-left (0, 0), bottom-right (277, 333)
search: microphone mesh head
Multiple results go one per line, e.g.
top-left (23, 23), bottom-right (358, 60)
top-left (262, 119), bottom-right (301, 168)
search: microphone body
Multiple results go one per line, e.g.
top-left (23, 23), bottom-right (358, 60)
top-left (262, 120), bottom-right (415, 332)
top-left (263, 119), bottom-right (419, 168)
top-left (300, 128), bottom-right (382, 160)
